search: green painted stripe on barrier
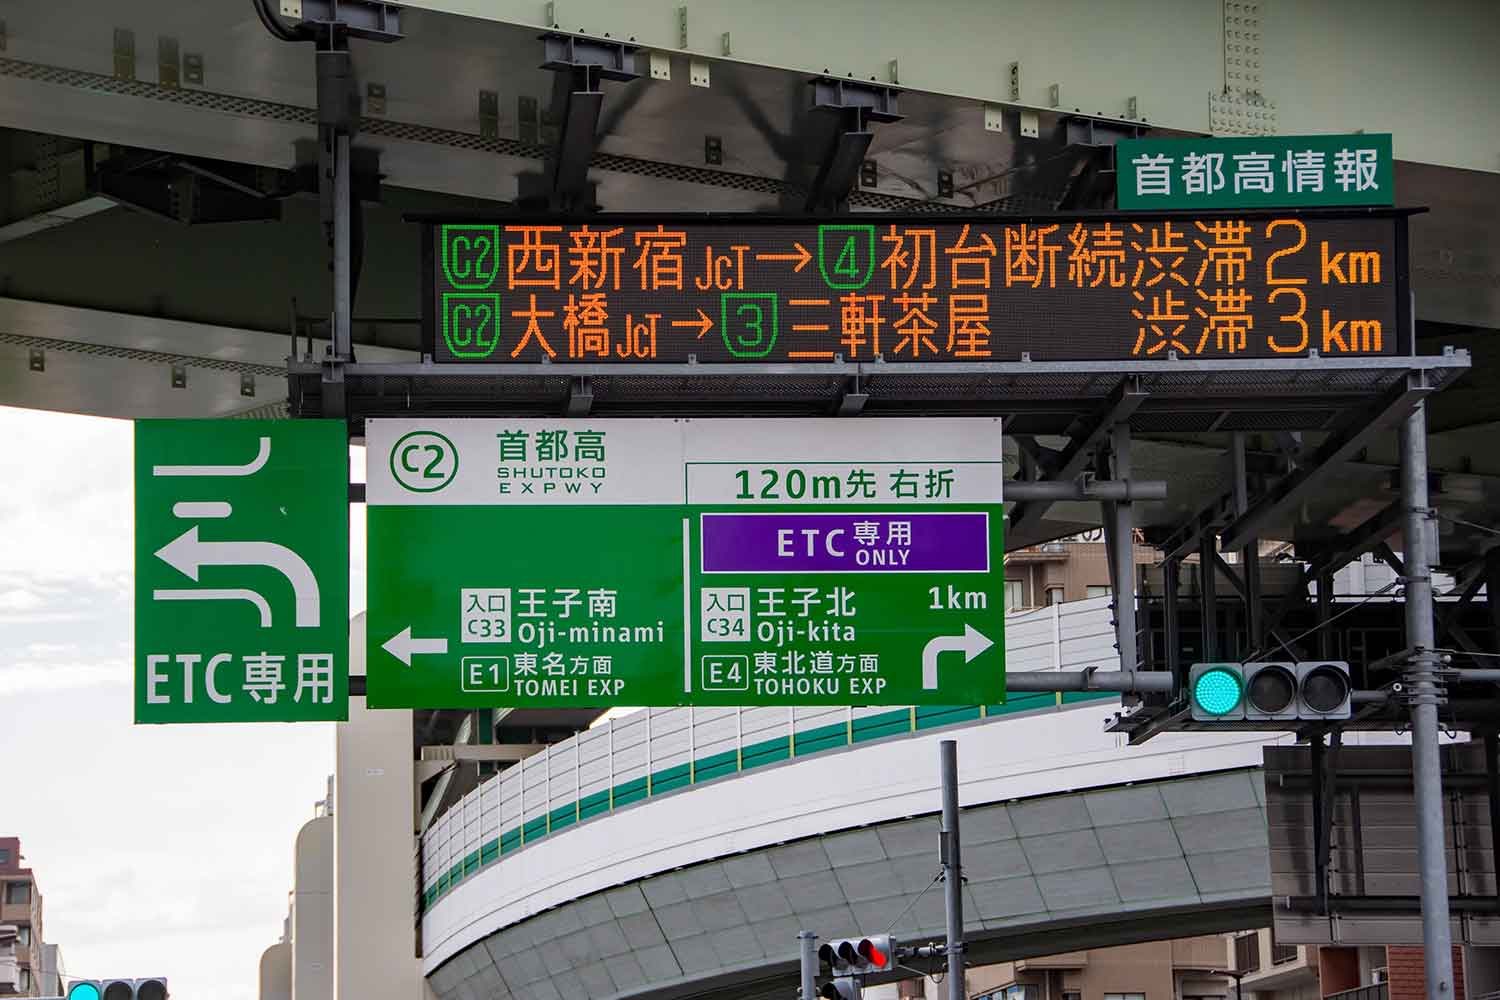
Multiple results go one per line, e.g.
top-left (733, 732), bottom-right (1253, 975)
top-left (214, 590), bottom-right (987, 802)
top-left (694, 748), bottom-right (740, 781)
top-left (420, 697), bottom-right (1119, 908)
top-left (852, 709), bottom-right (911, 742)
top-left (580, 790), bottom-right (612, 820)
top-left (652, 763), bottom-right (692, 793)
top-left (614, 776), bottom-right (649, 807)
top-left (992, 692), bottom-right (1053, 713)
top-left (741, 735), bottom-right (791, 770)
top-left (1063, 691), bottom-right (1115, 705)
top-left (549, 805), bottom-right (577, 831)
top-left (794, 721), bottom-right (849, 756)
top-left (915, 705), bottom-right (982, 729)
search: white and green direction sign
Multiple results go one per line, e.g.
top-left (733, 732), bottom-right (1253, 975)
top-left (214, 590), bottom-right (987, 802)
top-left (134, 420), bottom-right (349, 723)
top-left (366, 418), bottom-right (1005, 708)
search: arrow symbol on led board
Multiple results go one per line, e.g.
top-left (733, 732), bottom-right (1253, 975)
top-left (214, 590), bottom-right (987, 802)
top-left (670, 307), bottom-right (715, 339)
top-left (755, 242), bottom-right (812, 272)
top-left (921, 624), bottom-right (994, 690)
top-left (154, 525), bottom-right (320, 627)
top-left (382, 626), bottom-right (449, 666)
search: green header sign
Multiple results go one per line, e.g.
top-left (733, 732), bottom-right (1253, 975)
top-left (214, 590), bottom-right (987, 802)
top-left (365, 418), bottom-right (1006, 709)
top-left (134, 420), bottom-right (349, 723)
top-left (1116, 133), bottom-right (1393, 210)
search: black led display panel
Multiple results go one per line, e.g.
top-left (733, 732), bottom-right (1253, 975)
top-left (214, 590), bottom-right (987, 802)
top-left (424, 212), bottom-right (1408, 365)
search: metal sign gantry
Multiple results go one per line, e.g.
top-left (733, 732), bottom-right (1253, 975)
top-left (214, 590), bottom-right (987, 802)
top-left (184, 4), bottom-right (1484, 996)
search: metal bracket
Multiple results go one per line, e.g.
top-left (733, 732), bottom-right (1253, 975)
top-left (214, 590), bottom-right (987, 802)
top-left (92, 151), bottom-right (286, 224)
top-left (519, 32), bottom-right (641, 211)
top-left (805, 77), bottom-right (903, 213)
top-left (112, 27), bottom-right (135, 81)
top-left (291, 0), bottom-right (403, 43)
top-left (1064, 116), bottom-right (1146, 147)
top-left (1008, 377), bottom-right (1148, 531)
top-left (478, 90), bottom-right (499, 138)
top-left (566, 376), bottom-right (594, 416)
top-left (837, 377), bottom-right (868, 417)
top-left (157, 36), bottom-right (180, 89)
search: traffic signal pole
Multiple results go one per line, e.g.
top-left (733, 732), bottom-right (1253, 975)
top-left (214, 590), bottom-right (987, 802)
top-left (939, 740), bottom-right (964, 1000)
top-left (1400, 398), bottom-right (1455, 1000)
top-left (799, 931), bottom-right (818, 1000)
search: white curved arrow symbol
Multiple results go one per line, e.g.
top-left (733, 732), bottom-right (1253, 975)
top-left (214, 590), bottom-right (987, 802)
top-left (154, 525), bottom-right (320, 627)
top-left (383, 626), bottom-right (448, 667)
top-left (921, 624), bottom-right (994, 690)
top-left (153, 436), bottom-right (271, 477)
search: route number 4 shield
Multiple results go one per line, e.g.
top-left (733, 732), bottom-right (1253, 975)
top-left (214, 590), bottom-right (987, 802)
top-left (134, 420), bottom-right (349, 723)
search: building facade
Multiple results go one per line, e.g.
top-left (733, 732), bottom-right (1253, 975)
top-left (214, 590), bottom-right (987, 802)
top-left (1003, 535), bottom-right (1157, 611)
top-left (939, 931), bottom-right (1500, 1000)
top-left (1227, 928), bottom-right (1500, 1000)
top-left (0, 838), bottom-right (44, 998)
top-left (959, 937), bottom-right (1235, 1000)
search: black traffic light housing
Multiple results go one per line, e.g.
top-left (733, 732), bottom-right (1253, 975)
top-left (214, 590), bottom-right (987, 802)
top-left (1189, 661), bottom-right (1352, 723)
top-left (819, 979), bottom-right (859, 1000)
top-left (819, 935), bottom-right (893, 976)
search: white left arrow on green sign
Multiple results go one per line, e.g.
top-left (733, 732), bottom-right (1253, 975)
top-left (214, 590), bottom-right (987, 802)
top-left (382, 626), bottom-right (449, 667)
top-left (154, 525), bottom-right (321, 627)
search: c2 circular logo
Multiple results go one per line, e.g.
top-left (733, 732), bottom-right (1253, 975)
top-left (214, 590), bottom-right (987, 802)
top-left (390, 430), bottom-right (458, 493)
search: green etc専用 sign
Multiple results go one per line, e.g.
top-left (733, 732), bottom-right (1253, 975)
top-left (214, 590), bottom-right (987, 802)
top-left (366, 418), bottom-right (1005, 709)
top-left (134, 420), bottom-right (349, 723)
top-left (1116, 133), bottom-right (1393, 210)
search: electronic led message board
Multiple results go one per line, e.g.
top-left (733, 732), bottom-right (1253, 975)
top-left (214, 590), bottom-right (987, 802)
top-left (423, 212), bottom-right (1408, 365)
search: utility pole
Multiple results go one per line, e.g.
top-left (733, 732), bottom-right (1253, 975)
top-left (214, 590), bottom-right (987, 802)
top-left (940, 740), bottom-right (965, 1000)
top-left (1400, 398), bottom-right (1455, 1000)
top-left (1211, 968), bottom-right (1246, 1000)
top-left (799, 931), bottom-right (818, 1000)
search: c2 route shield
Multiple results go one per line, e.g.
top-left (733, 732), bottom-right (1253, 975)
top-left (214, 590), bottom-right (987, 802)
top-left (134, 420), bottom-right (349, 723)
top-left (365, 418), bottom-right (1005, 708)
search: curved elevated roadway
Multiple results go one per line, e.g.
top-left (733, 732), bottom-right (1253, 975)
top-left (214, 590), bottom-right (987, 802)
top-left (417, 600), bottom-right (1359, 1000)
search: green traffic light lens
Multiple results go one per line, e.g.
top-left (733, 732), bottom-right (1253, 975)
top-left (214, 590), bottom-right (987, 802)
top-left (68, 985), bottom-right (102, 1000)
top-left (1194, 667), bottom-right (1243, 715)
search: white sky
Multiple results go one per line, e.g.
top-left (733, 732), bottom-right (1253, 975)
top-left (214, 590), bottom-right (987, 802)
top-left (0, 405), bottom-right (356, 1000)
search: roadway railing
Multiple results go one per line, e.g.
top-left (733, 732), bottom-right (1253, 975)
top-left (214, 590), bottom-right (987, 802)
top-left (419, 596), bottom-right (1121, 913)
top-left (1325, 984), bottom-right (1389, 1000)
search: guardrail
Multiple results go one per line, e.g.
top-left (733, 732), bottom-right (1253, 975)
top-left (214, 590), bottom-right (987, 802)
top-left (419, 596), bottom-right (1121, 912)
top-left (1324, 984), bottom-right (1389, 1000)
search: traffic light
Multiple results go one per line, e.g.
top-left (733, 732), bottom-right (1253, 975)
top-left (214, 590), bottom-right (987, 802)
top-left (66, 980), bottom-right (166, 1000)
top-left (1189, 662), bottom-right (1351, 722)
top-left (818, 978), bottom-right (859, 1000)
top-left (1189, 663), bottom-right (1245, 720)
top-left (818, 935), bottom-right (893, 976)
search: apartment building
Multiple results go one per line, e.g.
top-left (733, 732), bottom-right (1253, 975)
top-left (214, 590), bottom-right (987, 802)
top-left (0, 838), bottom-right (44, 997)
top-left (961, 937), bottom-right (1235, 1000)
top-left (1226, 928), bottom-right (1500, 1000)
top-left (1003, 535), bottom-right (1156, 611)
